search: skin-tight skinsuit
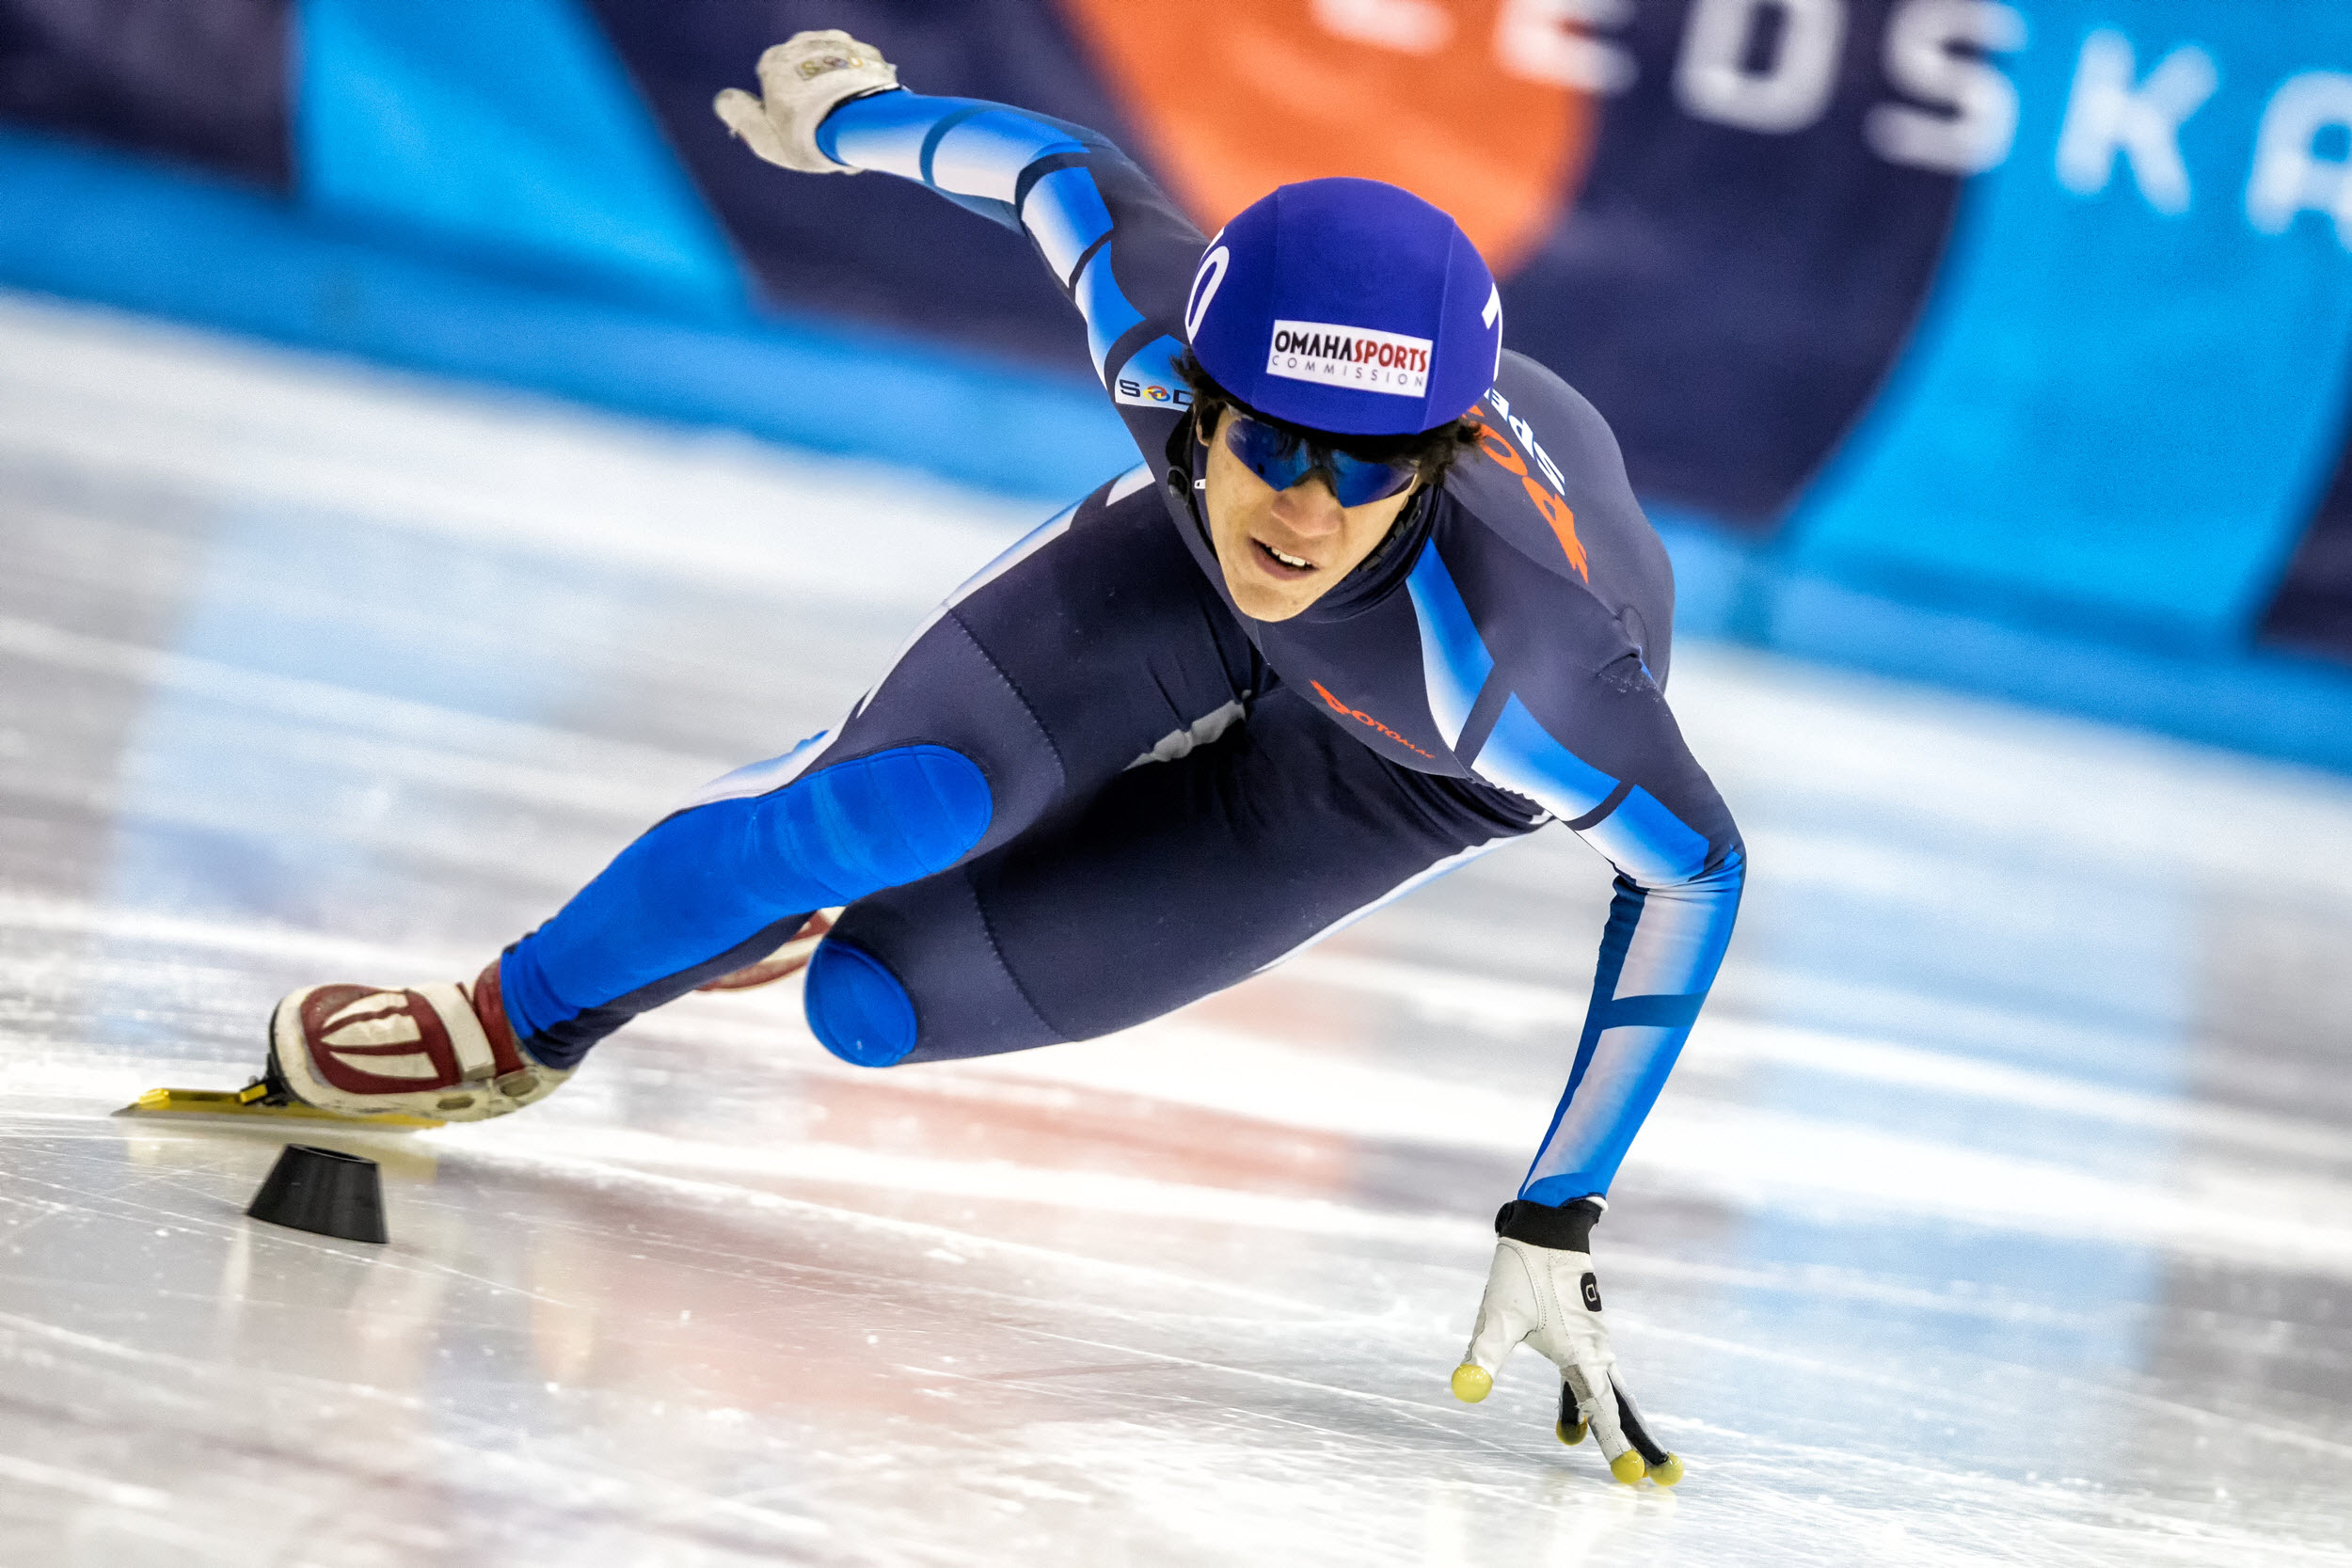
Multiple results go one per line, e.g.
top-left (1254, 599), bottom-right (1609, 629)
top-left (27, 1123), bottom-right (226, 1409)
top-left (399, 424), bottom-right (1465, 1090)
top-left (491, 89), bottom-right (1748, 1212)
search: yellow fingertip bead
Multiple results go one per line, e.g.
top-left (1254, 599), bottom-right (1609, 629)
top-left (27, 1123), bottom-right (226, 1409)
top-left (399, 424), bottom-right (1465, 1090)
top-left (1650, 1453), bottom-right (1686, 1487)
top-left (1609, 1449), bottom-right (1648, 1484)
top-left (1450, 1364), bottom-right (1493, 1402)
top-left (1556, 1418), bottom-right (1588, 1447)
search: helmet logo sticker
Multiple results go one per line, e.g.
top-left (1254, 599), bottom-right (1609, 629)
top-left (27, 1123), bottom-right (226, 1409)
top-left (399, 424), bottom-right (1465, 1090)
top-left (1186, 245), bottom-right (1231, 341)
top-left (1266, 320), bottom-right (1432, 396)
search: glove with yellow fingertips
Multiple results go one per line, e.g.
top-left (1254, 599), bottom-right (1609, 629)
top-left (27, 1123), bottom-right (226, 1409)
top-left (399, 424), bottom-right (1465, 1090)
top-left (712, 29), bottom-right (900, 174)
top-left (1450, 1197), bottom-right (1684, 1486)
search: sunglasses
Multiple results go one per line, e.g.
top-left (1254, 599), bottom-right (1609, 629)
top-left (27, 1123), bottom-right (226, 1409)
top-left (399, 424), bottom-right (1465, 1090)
top-left (1221, 414), bottom-right (1421, 508)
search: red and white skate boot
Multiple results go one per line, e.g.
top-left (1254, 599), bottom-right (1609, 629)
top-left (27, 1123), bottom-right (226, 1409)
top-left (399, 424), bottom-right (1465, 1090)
top-left (696, 908), bottom-right (839, 992)
top-left (268, 960), bottom-right (569, 1123)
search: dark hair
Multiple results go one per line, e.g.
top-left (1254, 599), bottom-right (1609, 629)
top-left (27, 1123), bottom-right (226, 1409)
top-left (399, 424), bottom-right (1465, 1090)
top-left (1174, 350), bottom-right (1482, 485)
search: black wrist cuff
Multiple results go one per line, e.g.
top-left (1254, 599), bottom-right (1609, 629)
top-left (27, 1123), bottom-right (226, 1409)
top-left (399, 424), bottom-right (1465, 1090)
top-left (1494, 1197), bottom-right (1602, 1252)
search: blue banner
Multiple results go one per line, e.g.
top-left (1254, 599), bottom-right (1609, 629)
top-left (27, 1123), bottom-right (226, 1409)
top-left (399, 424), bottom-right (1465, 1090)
top-left (6, 0), bottom-right (2352, 667)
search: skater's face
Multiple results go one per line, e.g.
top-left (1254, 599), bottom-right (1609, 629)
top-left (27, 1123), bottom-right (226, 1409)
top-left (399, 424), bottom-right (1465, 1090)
top-left (1200, 408), bottom-right (1422, 621)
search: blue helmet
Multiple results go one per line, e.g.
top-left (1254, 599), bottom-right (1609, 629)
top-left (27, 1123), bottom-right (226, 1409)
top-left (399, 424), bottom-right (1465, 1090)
top-left (1184, 177), bottom-right (1502, 438)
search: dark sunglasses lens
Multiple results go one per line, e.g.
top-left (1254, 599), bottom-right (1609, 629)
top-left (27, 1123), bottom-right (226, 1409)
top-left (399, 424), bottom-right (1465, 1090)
top-left (1327, 453), bottom-right (1419, 507)
top-left (1225, 417), bottom-right (1416, 506)
top-left (1224, 418), bottom-right (1311, 489)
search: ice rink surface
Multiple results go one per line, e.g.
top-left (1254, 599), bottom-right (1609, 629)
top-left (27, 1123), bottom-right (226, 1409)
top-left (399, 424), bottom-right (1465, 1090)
top-left (1, 292), bottom-right (2348, 1566)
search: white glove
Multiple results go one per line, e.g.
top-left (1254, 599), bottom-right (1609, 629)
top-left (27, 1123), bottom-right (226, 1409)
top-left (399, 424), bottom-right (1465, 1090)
top-left (1450, 1200), bottom-right (1684, 1486)
top-left (712, 29), bottom-right (900, 174)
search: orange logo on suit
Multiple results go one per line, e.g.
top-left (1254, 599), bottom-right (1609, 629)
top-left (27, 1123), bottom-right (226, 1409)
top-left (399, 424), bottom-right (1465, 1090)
top-left (1469, 406), bottom-right (1587, 579)
top-left (1311, 679), bottom-right (1438, 757)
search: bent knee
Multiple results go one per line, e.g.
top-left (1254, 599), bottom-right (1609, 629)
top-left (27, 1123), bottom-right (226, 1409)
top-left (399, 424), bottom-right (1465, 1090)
top-left (804, 938), bottom-right (918, 1067)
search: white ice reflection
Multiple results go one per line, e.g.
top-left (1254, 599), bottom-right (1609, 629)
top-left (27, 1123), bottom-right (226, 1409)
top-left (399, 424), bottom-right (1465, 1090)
top-left (1, 293), bottom-right (2348, 1566)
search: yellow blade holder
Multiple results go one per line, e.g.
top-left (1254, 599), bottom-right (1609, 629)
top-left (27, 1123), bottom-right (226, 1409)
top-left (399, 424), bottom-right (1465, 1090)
top-left (115, 1084), bottom-right (446, 1132)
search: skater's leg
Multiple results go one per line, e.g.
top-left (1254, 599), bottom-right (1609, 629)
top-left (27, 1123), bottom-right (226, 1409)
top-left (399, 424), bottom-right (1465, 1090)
top-left (803, 686), bottom-right (1538, 1066)
top-left (499, 473), bottom-right (1260, 1067)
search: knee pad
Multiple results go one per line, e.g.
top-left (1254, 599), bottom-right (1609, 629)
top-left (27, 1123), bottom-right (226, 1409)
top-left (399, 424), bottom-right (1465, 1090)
top-left (804, 939), bottom-right (918, 1067)
top-left (770, 745), bottom-right (993, 904)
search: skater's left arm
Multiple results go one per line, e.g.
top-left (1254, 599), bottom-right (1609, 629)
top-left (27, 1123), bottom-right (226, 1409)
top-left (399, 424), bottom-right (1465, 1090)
top-left (1417, 368), bottom-right (1745, 1203)
top-left (1421, 414), bottom-right (1746, 1206)
top-left (1415, 378), bottom-right (1741, 1476)
top-left (1489, 676), bottom-right (1744, 1207)
top-left (1444, 670), bottom-right (1739, 1485)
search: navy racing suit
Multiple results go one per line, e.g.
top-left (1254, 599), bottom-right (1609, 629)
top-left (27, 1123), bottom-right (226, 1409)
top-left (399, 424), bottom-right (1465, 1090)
top-left (494, 88), bottom-right (1746, 1207)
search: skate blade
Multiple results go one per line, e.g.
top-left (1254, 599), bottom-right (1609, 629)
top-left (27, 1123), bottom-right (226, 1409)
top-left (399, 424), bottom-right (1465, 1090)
top-left (114, 1086), bottom-right (446, 1132)
top-left (696, 944), bottom-right (814, 991)
top-left (698, 910), bottom-right (836, 992)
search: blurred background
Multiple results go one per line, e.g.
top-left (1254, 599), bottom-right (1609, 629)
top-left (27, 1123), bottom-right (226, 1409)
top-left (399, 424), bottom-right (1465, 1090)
top-left (6, 0), bottom-right (2352, 765)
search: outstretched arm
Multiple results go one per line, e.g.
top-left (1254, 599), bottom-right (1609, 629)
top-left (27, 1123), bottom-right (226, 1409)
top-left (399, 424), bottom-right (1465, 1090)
top-left (1404, 529), bottom-right (1745, 1207)
top-left (1439, 660), bottom-right (1740, 1487)
top-left (717, 32), bottom-right (1207, 462)
top-left (1404, 420), bottom-right (1741, 1481)
top-left (1480, 682), bottom-right (1744, 1206)
top-left (1483, 666), bottom-right (1746, 1206)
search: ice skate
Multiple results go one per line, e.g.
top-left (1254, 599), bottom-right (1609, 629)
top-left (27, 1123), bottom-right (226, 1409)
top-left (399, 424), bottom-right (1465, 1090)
top-left (263, 960), bottom-right (569, 1123)
top-left (697, 908), bottom-right (839, 991)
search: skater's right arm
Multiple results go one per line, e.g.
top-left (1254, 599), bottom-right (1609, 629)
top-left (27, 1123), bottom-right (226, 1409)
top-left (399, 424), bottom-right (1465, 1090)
top-left (716, 31), bottom-right (1209, 463)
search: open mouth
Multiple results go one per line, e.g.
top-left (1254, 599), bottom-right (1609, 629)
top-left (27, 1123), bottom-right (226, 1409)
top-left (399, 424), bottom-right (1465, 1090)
top-left (1253, 537), bottom-right (1315, 576)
